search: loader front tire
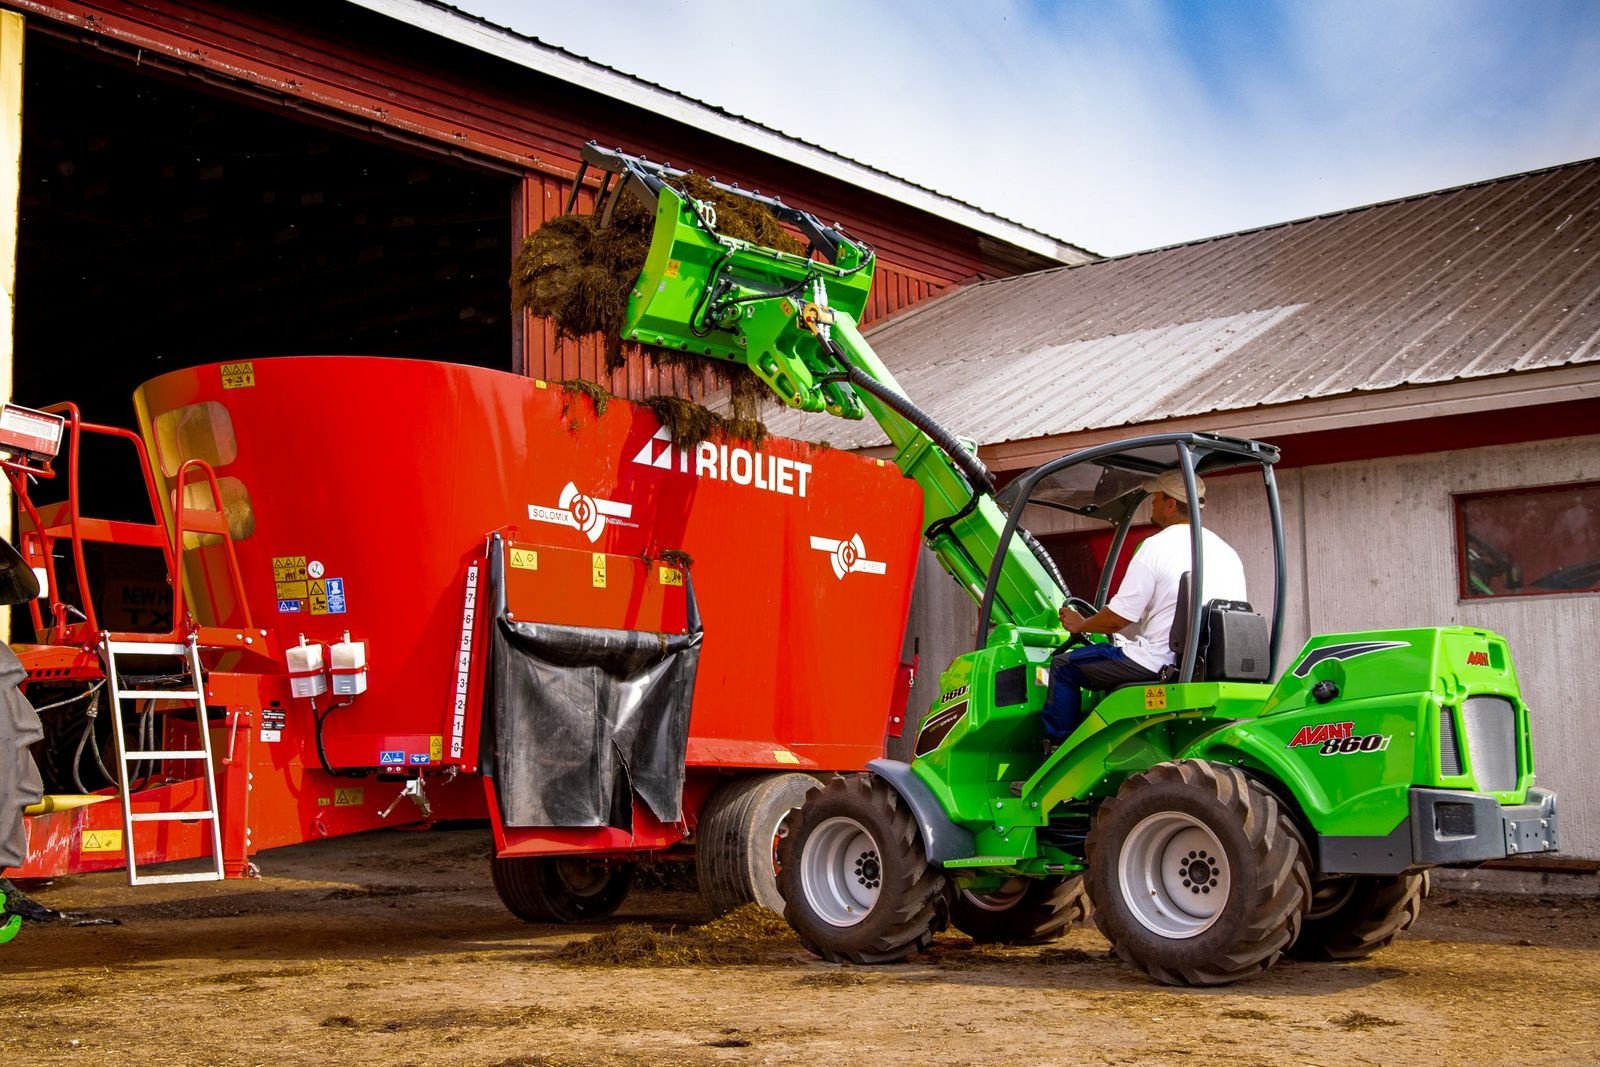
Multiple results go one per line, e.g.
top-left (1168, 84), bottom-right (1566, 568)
top-left (490, 856), bottom-right (634, 924)
top-left (1289, 873), bottom-right (1425, 960)
top-left (948, 875), bottom-right (1089, 945)
top-left (777, 774), bottom-right (946, 964)
top-left (697, 772), bottom-right (818, 915)
top-left (1087, 760), bottom-right (1310, 986)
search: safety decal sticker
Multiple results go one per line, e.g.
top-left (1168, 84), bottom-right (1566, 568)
top-left (529, 482), bottom-right (636, 543)
top-left (334, 788), bottom-right (364, 807)
top-left (1291, 640), bottom-right (1410, 678)
top-left (275, 555), bottom-right (309, 612)
top-left (1144, 687), bottom-right (1168, 710)
top-left (809, 534), bottom-right (886, 580)
top-left (220, 361), bottom-right (255, 389)
top-left (278, 599), bottom-right (303, 613)
top-left (81, 829), bottom-right (123, 853)
top-left (407, 753), bottom-right (431, 766)
top-left (509, 547), bottom-right (539, 570)
top-left (379, 750), bottom-right (404, 765)
top-left (260, 708), bottom-right (286, 744)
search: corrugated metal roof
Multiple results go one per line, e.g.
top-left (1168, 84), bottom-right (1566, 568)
top-left (767, 159), bottom-right (1600, 448)
top-left (342, 0), bottom-right (1094, 264)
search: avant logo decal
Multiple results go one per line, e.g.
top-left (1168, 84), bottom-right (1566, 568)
top-left (631, 425), bottom-right (813, 498)
top-left (809, 534), bottom-right (887, 580)
top-left (1466, 650), bottom-right (1491, 667)
top-left (1287, 721), bottom-right (1390, 755)
top-left (1291, 640), bottom-right (1410, 678)
top-left (528, 482), bottom-right (636, 543)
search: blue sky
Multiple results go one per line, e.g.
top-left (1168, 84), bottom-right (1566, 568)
top-left (451, 1), bottom-right (1600, 255)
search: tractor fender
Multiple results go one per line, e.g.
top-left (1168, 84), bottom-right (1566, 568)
top-left (866, 759), bottom-right (976, 866)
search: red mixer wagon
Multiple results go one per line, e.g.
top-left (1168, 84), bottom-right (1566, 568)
top-left (4, 355), bottom-right (922, 919)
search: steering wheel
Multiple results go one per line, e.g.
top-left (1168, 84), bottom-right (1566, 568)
top-left (1058, 595), bottom-right (1099, 647)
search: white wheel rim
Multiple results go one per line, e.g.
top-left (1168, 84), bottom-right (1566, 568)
top-left (800, 816), bottom-right (883, 927)
top-left (1118, 812), bottom-right (1230, 939)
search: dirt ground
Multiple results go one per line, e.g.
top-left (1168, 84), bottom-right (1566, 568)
top-left (3, 829), bottom-right (1597, 1067)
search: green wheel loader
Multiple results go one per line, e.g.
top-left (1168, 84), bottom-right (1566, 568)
top-left (573, 144), bottom-right (1558, 985)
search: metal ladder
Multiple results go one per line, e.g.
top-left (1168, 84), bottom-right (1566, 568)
top-left (101, 637), bottom-right (226, 885)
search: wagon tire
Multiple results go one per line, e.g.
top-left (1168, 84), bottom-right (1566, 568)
top-left (1289, 872), bottom-right (1426, 960)
top-left (777, 773), bottom-right (946, 964)
top-left (949, 875), bottom-right (1090, 945)
top-left (697, 772), bottom-right (819, 915)
top-left (490, 856), bottom-right (634, 924)
top-left (1086, 760), bottom-right (1310, 986)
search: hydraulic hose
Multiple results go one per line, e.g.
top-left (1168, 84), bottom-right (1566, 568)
top-left (842, 362), bottom-right (1068, 596)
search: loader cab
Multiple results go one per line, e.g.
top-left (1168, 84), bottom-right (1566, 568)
top-left (982, 432), bottom-right (1287, 684)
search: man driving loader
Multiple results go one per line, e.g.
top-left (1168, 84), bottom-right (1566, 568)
top-left (1041, 470), bottom-right (1247, 747)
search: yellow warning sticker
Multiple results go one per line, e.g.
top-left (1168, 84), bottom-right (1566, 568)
top-left (664, 259), bottom-right (681, 278)
top-left (534, 379), bottom-right (548, 389)
top-left (510, 548), bottom-right (539, 570)
top-left (659, 566), bottom-right (683, 587)
top-left (429, 736), bottom-right (444, 762)
top-left (1144, 686), bottom-right (1168, 710)
top-left (334, 788), bottom-right (364, 808)
top-left (592, 553), bottom-right (607, 589)
top-left (273, 555), bottom-right (308, 582)
top-left (82, 829), bottom-right (123, 853)
top-left (773, 750), bottom-right (800, 765)
top-left (276, 580), bottom-right (308, 600)
top-left (220, 361), bottom-right (256, 389)
top-left (309, 594), bottom-right (329, 615)
top-left (308, 579), bottom-right (327, 598)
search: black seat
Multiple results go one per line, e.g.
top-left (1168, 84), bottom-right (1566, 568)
top-left (1165, 572), bottom-right (1270, 682)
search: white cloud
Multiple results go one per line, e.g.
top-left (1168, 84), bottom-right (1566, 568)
top-left (451, 0), bottom-right (1600, 255)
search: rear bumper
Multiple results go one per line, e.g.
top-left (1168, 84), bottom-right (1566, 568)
top-left (1317, 787), bottom-right (1558, 876)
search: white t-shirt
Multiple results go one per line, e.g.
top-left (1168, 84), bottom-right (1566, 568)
top-left (1105, 524), bottom-right (1248, 672)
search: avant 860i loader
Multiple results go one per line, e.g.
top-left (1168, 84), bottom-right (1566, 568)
top-left (580, 144), bottom-right (1558, 985)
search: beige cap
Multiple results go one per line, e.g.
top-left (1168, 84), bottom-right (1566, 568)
top-left (1143, 469), bottom-right (1205, 506)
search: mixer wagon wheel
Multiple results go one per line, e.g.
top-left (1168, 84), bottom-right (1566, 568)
top-left (490, 856), bottom-right (635, 924)
top-left (1288, 872), bottom-right (1426, 960)
top-left (697, 772), bottom-right (819, 915)
top-left (948, 874), bottom-right (1090, 945)
top-left (776, 773), bottom-right (946, 964)
top-left (1086, 760), bottom-right (1310, 986)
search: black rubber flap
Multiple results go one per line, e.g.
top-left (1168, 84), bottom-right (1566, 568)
top-left (486, 539), bottom-right (701, 829)
top-left (0, 643), bottom-right (45, 871)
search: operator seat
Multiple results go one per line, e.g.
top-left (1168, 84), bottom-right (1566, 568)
top-left (1161, 572), bottom-right (1271, 682)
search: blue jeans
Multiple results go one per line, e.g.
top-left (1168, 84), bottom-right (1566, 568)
top-left (1041, 644), bottom-right (1158, 742)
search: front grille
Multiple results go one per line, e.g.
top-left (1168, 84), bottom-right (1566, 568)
top-left (1438, 706), bottom-right (1463, 776)
top-left (1460, 696), bottom-right (1519, 792)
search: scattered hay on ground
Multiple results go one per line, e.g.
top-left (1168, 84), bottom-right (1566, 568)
top-left (556, 903), bottom-right (793, 968)
top-left (1329, 1009), bottom-right (1400, 1031)
top-left (794, 970), bottom-right (866, 988)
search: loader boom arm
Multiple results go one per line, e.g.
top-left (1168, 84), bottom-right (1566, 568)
top-left (584, 144), bottom-right (1062, 632)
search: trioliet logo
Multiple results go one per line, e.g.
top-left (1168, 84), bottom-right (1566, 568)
top-left (631, 425), bottom-right (813, 498)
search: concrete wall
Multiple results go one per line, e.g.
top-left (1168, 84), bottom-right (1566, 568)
top-left (895, 434), bottom-right (1599, 855)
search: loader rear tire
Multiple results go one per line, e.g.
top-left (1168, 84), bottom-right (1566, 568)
top-left (1289, 873), bottom-right (1425, 960)
top-left (1086, 760), bottom-right (1310, 986)
top-left (697, 772), bottom-right (818, 915)
top-left (490, 856), bottom-right (634, 924)
top-left (948, 875), bottom-right (1089, 944)
top-left (777, 773), bottom-right (946, 964)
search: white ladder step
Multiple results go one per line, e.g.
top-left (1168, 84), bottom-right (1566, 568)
top-left (130, 810), bottom-right (215, 823)
top-left (105, 641), bottom-right (192, 656)
top-left (124, 749), bottom-right (209, 760)
top-left (131, 871), bottom-right (224, 886)
top-left (115, 689), bottom-right (203, 701)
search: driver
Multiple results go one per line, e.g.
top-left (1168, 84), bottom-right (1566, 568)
top-left (1041, 470), bottom-right (1246, 749)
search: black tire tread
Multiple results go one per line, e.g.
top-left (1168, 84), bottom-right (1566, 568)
top-left (1087, 759), bottom-right (1310, 986)
top-left (950, 875), bottom-right (1090, 945)
top-left (778, 774), bottom-right (945, 964)
top-left (490, 857), bottom-right (633, 924)
top-left (1291, 872), bottom-right (1425, 960)
top-left (697, 773), bottom-right (817, 915)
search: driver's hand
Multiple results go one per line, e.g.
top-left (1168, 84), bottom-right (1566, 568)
top-left (1058, 604), bottom-right (1085, 632)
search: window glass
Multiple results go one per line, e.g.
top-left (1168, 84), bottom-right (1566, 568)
top-left (1456, 481), bottom-right (1600, 599)
top-left (152, 401), bottom-right (237, 478)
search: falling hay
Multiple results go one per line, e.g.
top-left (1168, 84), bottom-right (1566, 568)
top-left (555, 903), bottom-right (795, 968)
top-left (510, 169), bottom-right (810, 411)
top-left (641, 395), bottom-right (768, 451)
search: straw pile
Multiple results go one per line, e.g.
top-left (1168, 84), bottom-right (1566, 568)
top-left (555, 903), bottom-right (794, 968)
